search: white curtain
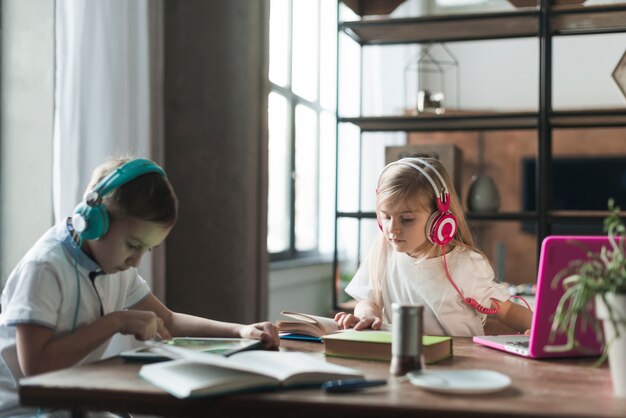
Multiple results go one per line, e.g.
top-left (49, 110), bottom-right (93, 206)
top-left (53, 0), bottom-right (152, 220)
top-left (53, 0), bottom-right (162, 355)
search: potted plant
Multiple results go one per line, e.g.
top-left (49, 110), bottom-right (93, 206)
top-left (550, 199), bottom-right (626, 398)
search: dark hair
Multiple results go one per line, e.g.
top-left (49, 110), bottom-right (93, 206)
top-left (86, 156), bottom-right (178, 227)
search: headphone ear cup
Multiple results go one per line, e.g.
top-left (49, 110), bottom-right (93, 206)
top-left (427, 211), bottom-right (457, 245)
top-left (73, 202), bottom-right (110, 240)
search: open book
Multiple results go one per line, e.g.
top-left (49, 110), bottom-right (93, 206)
top-left (139, 341), bottom-right (364, 399)
top-left (121, 337), bottom-right (262, 362)
top-left (276, 311), bottom-right (342, 339)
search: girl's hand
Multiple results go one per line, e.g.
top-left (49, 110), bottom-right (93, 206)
top-left (334, 312), bottom-right (382, 331)
top-left (119, 310), bottom-right (172, 341)
top-left (239, 321), bottom-right (280, 349)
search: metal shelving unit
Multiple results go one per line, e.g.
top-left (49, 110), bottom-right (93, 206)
top-left (332, 1), bottom-right (626, 310)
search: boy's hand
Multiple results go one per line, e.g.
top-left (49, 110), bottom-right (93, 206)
top-left (119, 310), bottom-right (172, 341)
top-left (239, 321), bottom-right (280, 349)
top-left (334, 312), bottom-right (382, 331)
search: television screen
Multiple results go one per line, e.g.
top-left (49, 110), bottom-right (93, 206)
top-left (521, 156), bottom-right (626, 234)
top-left (522, 156), bottom-right (626, 211)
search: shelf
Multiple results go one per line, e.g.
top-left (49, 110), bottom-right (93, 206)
top-left (340, 11), bottom-right (539, 45)
top-left (332, 2), bottom-right (626, 309)
top-left (337, 211), bottom-right (377, 219)
top-left (549, 211), bottom-right (626, 224)
top-left (339, 109), bottom-right (626, 132)
top-left (552, 4), bottom-right (626, 36)
top-left (339, 112), bottom-right (537, 132)
top-left (336, 211), bottom-right (626, 223)
top-left (550, 109), bottom-right (626, 128)
top-left (467, 212), bottom-right (537, 221)
top-left (339, 4), bottom-right (626, 45)
top-left (337, 211), bottom-right (538, 222)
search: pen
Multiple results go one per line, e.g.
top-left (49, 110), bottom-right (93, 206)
top-left (321, 378), bottom-right (388, 393)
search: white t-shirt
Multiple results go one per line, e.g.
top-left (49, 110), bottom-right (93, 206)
top-left (345, 243), bottom-right (510, 336)
top-left (0, 219), bottom-right (151, 417)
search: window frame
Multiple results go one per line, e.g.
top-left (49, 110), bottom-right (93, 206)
top-left (268, 0), bottom-right (336, 262)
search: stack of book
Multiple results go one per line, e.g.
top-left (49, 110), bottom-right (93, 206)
top-left (277, 311), bottom-right (453, 364)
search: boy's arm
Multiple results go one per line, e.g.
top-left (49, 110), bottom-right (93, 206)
top-left (492, 300), bottom-right (533, 333)
top-left (16, 309), bottom-right (166, 376)
top-left (133, 294), bottom-right (279, 348)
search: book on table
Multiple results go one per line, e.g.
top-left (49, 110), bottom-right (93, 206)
top-left (276, 311), bottom-right (342, 340)
top-left (323, 330), bottom-right (452, 364)
top-left (276, 310), bottom-right (452, 364)
top-left (121, 337), bottom-right (262, 362)
top-left (138, 341), bottom-right (364, 399)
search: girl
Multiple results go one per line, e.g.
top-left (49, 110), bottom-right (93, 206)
top-left (0, 157), bottom-right (279, 417)
top-left (335, 157), bottom-right (532, 336)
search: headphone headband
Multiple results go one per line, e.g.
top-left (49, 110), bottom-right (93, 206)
top-left (379, 157), bottom-right (450, 205)
top-left (91, 158), bottom-right (166, 203)
top-left (377, 157), bottom-right (455, 243)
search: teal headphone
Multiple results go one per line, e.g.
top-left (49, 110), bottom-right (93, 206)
top-left (71, 158), bottom-right (166, 240)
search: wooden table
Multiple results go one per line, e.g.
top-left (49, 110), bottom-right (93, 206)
top-left (19, 338), bottom-right (626, 418)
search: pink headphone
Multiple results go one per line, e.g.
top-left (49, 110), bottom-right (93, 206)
top-left (377, 157), bottom-right (457, 246)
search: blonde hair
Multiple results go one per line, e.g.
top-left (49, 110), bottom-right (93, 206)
top-left (369, 157), bottom-right (477, 309)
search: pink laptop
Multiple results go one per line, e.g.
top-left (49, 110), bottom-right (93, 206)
top-left (473, 236), bottom-right (606, 359)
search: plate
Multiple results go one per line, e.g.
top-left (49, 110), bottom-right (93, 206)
top-left (407, 369), bottom-right (511, 394)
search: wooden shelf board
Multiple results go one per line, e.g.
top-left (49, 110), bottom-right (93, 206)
top-left (338, 109), bottom-right (626, 132)
top-left (552, 4), bottom-right (626, 36)
top-left (336, 211), bottom-right (626, 223)
top-left (340, 11), bottom-right (538, 44)
top-left (340, 5), bottom-right (626, 45)
top-left (551, 109), bottom-right (626, 128)
top-left (339, 112), bottom-right (538, 132)
top-left (337, 211), bottom-right (538, 221)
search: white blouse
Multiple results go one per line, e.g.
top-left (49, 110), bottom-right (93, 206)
top-left (345, 244), bottom-right (511, 336)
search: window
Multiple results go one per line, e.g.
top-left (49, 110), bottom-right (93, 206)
top-left (268, 0), bottom-right (337, 261)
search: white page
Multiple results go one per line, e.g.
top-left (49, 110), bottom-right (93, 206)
top-left (147, 342), bottom-right (362, 382)
top-left (140, 359), bottom-right (277, 398)
top-left (280, 311), bottom-right (340, 335)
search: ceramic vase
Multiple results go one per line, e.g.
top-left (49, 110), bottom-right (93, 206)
top-left (595, 293), bottom-right (626, 398)
top-left (466, 175), bottom-right (500, 213)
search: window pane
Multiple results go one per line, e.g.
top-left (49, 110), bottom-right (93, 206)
top-left (267, 92), bottom-right (291, 253)
top-left (292, 0), bottom-right (319, 102)
top-left (269, 0), bottom-right (290, 87)
top-left (294, 104), bottom-right (318, 251)
top-left (320, 0), bottom-right (337, 111)
top-left (338, 32), bottom-right (360, 117)
top-left (318, 111), bottom-right (336, 254)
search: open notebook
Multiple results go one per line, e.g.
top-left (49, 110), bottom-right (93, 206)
top-left (473, 236), bottom-right (606, 359)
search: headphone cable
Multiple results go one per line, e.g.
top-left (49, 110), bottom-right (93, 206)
top-left (72, 234), bottom-right (83, 331)
top-left (441, 245), bottom-right (499, 315)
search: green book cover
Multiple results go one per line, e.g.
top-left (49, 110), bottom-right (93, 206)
top-left (322, 331), bottom-right (452, 364)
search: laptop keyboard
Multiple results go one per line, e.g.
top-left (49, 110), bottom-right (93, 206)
top-left (508, 340), bottom-right (530, 348)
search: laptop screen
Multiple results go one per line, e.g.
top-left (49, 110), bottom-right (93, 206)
top-left (528, 236), bottom-right (606, 358)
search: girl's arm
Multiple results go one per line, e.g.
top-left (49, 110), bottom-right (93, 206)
top-left (492, 300), bottom-right (533, 333)
top-left (133, 294), bottom-right (279, 349)
top-left (16, 309), bottom-right (168, 376)
top-left (334, 299), bottom-right (383, 330)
